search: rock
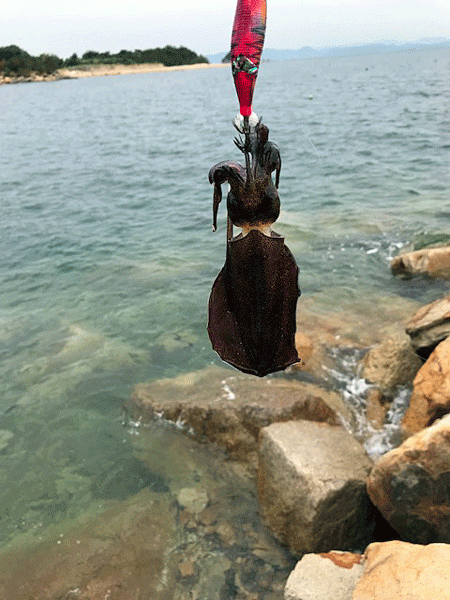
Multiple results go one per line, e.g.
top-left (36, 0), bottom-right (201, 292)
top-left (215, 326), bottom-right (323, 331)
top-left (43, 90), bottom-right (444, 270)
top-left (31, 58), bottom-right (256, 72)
top-left (125, 366), bottom-right (350, 462)
top-left (291, 307), bottom-right (380, 381)
top-left (367, 413), bottom-right (450, 543)
top-left (199, 505), bottom-right (219, 526)
top-left (284, 552), bottom-right (363, 600)
top-left (402, 336), bottom-right (450, 435)
top-left (293, 331), bottom-right (324, 376)
top-left (177, 559), bottom-right (197, 580)
top-left (391, 245), bottom-right (450, 279)
top-left (257, 421), bottom-right (375, 556)
top-left (360, 332), bottom-right (421, 392)
top-left (365, 388), bottom-right (389, 429)
top-left (178, 509), bottom-right (197, 530)
top-left (191, 553), bottom-right (232, 600)
top-left (405, 296), bottom-right (450, 353)
top-left (0, 489), bottom-right (177, 600)
top-left (177, 487), bottom-right (209, 514)
top-left (216, 521), bottom-right (237, 546)
top-left (291, 311), bottom-right (370, 382)
top-left (353, 540), bottom-right (450, 600)
top-left (0, 430), bottom-right (13, 451)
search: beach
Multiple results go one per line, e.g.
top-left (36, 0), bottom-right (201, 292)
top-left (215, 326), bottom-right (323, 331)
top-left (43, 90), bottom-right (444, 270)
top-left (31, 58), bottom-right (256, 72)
top-left (0, 61), bottom-right (227, 84)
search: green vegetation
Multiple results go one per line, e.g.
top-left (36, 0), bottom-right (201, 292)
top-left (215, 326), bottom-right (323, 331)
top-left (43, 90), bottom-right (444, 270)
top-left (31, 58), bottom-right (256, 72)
top-left (0, 45), bottom-right (63, 77)
top-left (0, 45), bottom-right (209, 78)
top-left (77, 46), bottom-right (209, 67)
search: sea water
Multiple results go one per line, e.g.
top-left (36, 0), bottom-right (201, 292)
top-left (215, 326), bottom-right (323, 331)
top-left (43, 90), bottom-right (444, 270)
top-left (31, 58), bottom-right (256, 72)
top-left (0, 48), bottom-right (449, 594)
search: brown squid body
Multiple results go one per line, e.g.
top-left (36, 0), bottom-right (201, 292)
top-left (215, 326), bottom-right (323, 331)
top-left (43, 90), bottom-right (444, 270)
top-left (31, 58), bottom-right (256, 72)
top-left (207, 120), bottom-right (300, 377)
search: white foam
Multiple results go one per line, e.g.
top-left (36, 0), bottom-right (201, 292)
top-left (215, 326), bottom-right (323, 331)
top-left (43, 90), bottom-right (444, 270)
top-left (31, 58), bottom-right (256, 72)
top-left (221, 380), bottom-right (236, 401)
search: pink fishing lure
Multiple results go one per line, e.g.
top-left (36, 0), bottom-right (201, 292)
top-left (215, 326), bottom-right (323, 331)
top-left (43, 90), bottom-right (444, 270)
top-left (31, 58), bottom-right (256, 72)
top-left (231, 0), bottom-right (267, 117)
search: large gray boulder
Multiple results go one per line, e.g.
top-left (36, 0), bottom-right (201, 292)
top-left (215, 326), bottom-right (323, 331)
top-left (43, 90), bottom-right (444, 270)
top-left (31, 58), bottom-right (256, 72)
top-left (257, 421), bottom-right (375, 556)
top-left (284, 552), bottom-right (364, 600)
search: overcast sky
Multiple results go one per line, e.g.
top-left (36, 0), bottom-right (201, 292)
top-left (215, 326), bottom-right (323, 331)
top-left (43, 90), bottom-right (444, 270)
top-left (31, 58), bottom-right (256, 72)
top-left (4, 0), bottom-right (450, 59)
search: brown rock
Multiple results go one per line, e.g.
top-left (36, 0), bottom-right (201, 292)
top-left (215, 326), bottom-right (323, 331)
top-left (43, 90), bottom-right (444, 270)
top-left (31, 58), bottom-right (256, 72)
top-left (294, 332), bottom-right (314, 361)
top-left (319, 551), bottom-right (363, 569)
top-left (291, 297), bottom-right (422, 380)
top-left (406, 296), bottom-right (450, 351)
top-left (365, 388), bottom-right (389, 429)
top-left (367, 413), bottom-right (450, 543)
top-left (353, 540), bottom-right (450, 600)
top-left (391, 245), bottom-right (450, 279)
top-left (360, 332), bottom-right (421, 392)
top-left (296, 306), bottom-right (373, 349)
top-left (199, 505), bottom-right (219, 526)
top-left (177, 559), bottom-right (197, 580)
top-left (402, 336), bottom-right (450, 435)
top-left (125, 366), bottom-right (350, 461)
top-left (178, 509), bottom-right (196, 529)
top-left (257, 421), bottom-right (375, 556)
top-left (291, 309), bottom-right (370, 382)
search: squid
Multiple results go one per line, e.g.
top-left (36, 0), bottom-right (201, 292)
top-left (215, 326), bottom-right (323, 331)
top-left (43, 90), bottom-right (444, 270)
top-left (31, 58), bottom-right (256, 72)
top-left (206, 0), bottom-right (301, 377)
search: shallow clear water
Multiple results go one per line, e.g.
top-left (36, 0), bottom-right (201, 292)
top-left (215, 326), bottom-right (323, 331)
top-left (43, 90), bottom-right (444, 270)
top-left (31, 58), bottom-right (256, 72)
top-left (0, 48), bottom-right (449, 594)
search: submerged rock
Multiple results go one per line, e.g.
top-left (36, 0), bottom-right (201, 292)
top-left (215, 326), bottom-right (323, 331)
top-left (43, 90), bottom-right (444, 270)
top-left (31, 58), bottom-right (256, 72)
top-left (284, 552), bottom-right (364, 600)
top-left (353, 541), bottom-right (450, 600)
top-left (391, 245), bottom-right (450, 280)
top-left (125, 366), bottom-right (350, 463)
top-left (0, 430), bottom-right (13, 451)
top-left (0, 489), bottom-right (177, 600)
top-left (177, 487), bottom-right (209, 515)
top-left (367, 413), bottom-right (450, 543)
top-left (402, 336), bottom-right (450, 435)
top-left (257, 421), bottom-right (375, 556)
top-left (405, 296), bottom-right (450, 354)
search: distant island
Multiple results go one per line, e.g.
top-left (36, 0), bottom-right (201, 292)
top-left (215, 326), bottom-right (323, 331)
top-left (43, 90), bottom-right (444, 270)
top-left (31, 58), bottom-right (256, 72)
top-left (0, 45), bottom-right (209, 82)
top-left (210, 38), bottom-right (450, 63)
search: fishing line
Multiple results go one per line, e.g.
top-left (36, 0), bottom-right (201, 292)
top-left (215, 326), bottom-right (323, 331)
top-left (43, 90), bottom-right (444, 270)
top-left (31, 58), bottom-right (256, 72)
top-left (299, 124), bottom-right (321, 158)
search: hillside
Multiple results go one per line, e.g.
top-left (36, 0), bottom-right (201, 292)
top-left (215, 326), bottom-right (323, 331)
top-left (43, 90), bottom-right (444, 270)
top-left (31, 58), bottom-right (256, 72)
top-left (208, 38), bottom-right (450, 63)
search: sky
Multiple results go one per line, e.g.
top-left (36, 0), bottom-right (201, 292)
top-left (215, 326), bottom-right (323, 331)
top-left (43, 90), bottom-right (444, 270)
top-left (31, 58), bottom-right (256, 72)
top-left (4, 0), bottom-right (450, 59)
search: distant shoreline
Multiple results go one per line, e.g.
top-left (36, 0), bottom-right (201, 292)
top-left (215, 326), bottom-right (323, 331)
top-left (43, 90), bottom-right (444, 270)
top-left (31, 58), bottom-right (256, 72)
top-left (0, 62), bottom-right (227, 85)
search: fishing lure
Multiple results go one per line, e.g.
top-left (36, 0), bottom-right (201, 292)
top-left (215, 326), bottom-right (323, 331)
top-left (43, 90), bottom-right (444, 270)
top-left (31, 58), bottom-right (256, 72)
top-left (231, 0), bottom-right (267, 129)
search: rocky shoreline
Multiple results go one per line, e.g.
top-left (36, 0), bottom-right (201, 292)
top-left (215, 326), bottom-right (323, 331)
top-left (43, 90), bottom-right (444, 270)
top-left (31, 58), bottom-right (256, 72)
top-left (123, 242), bottom-right (450, 599)
top-left (1, 243), bottom-right (449, 598)
top-left (0, 62), bottom-right (226, 85)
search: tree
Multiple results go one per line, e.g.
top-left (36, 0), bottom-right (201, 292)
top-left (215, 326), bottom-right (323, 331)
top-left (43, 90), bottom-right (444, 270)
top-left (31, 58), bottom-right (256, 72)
top-left (0, 44), bottom-right (209, 78)
top-left (82, 50), bottom-right (100, 61)
top-left (65, 53), bottom-right (79, 67)
top-left (0, 45), bottom-right (29, 61)
top-left (35, 54), bottom-right (63, 74)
